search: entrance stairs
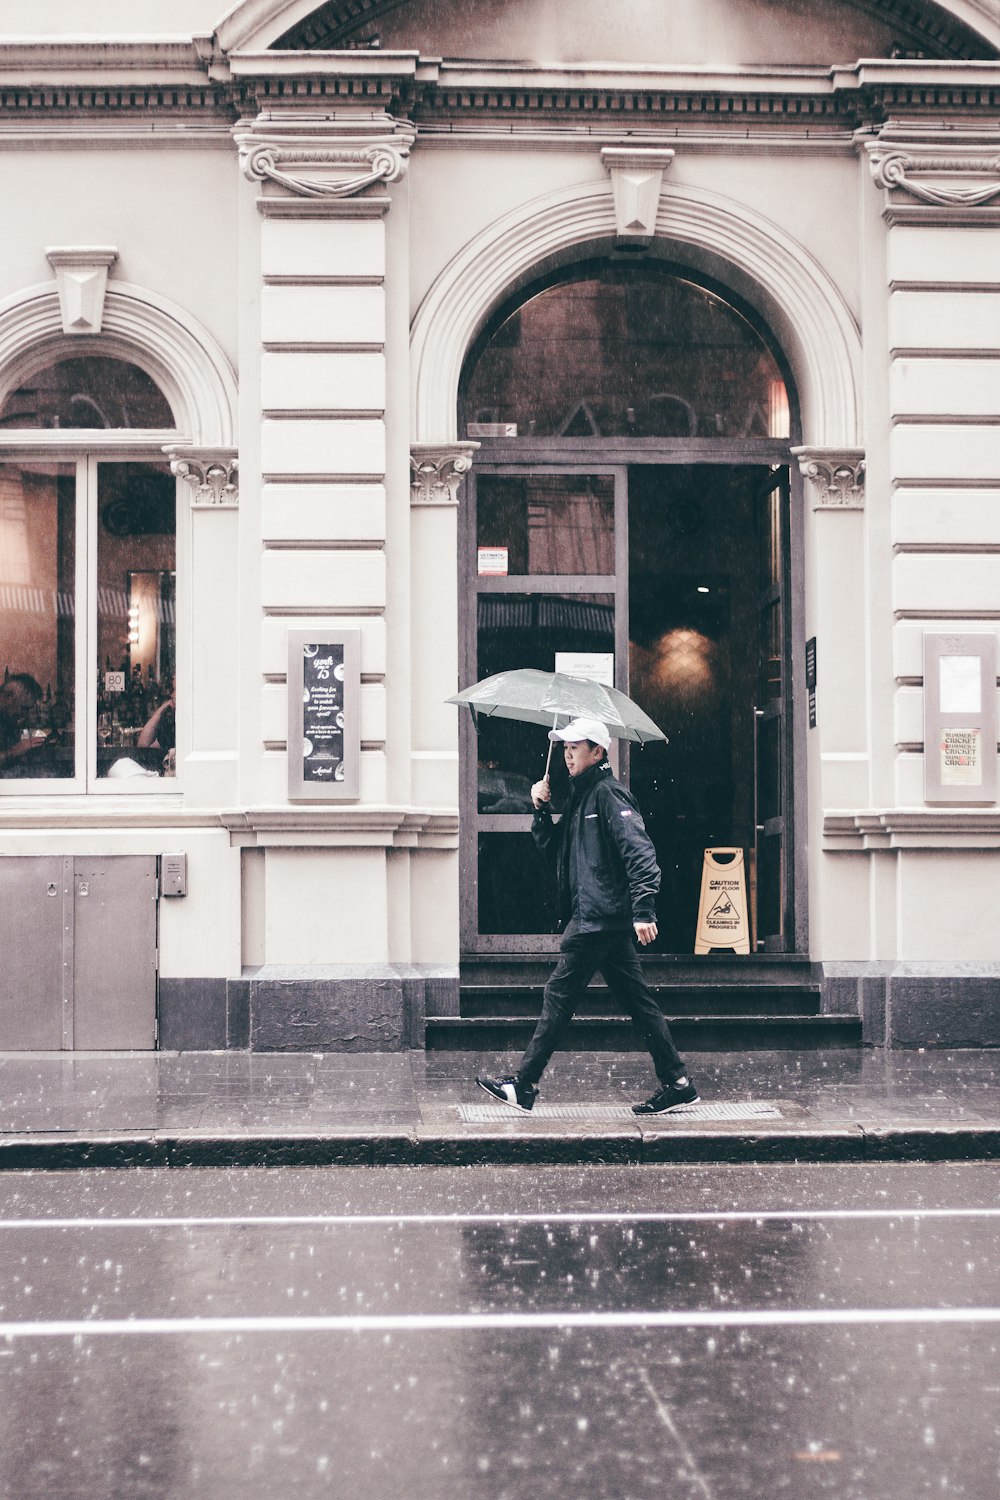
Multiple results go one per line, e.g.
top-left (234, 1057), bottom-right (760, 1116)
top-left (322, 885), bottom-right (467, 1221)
top-left (425, 955), bottom-right (861, 1052)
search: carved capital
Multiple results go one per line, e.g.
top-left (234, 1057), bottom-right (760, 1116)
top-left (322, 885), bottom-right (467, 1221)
top-left (165, 447), bottom-right (239, 508)
top-left (45, 246), bottom-right (118, 335)
top-left (410, 443), bottom-right (479, 507)
top-left (867, 143), bottom-right (1000, 210)
top-left (237, 132), bottom-right (414, 201)
top-left (792, 447), bottom-right (865, 510)
top-left (601, 147), bottom-right (674, 245)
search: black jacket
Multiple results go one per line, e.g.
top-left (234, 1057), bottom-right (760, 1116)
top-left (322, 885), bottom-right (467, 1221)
top-left (531, 761), bottom-right (660, 932)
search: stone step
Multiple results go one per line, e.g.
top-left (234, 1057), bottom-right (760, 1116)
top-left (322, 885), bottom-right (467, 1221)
top-left (461, 954), bottom-right (818, 988)
top-left (459, 984), bottom-right (822, 1018)
top-left (425, 1014), bottom-right (863, 1052)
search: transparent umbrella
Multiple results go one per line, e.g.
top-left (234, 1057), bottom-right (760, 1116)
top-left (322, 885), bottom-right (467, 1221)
top-left (449, 667), bottom-right (667, 776)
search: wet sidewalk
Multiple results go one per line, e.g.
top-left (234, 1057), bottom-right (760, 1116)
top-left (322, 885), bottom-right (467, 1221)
top-left (1, 1046), bottom-right (999, 1167)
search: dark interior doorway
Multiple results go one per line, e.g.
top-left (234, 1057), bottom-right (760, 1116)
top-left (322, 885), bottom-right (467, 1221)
top-left (627, 464), bottom-right (788, 953)
top-left (462, 461), bottom-right (791, 954)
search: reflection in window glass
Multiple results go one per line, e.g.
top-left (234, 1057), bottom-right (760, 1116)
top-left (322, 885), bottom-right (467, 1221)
top-left (0, 463), bottom-right (76, 779)
top-left (96, 463), bottom-right (176, 780)
top-left (0, 357), bottom-right (174, 430)
top-left (477, 474), bottom-right (614, 575)
top-left (465, 265), bottom-right (789, 441)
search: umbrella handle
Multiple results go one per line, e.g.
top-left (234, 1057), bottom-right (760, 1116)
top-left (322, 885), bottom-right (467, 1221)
top-left (543, 712), bottom-right (559, 782)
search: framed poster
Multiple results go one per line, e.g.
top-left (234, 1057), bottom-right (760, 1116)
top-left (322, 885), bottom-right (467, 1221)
top-left (923, 632), bottom-right (997, 805)
top-left (287, 629), bottom-right (361, 801)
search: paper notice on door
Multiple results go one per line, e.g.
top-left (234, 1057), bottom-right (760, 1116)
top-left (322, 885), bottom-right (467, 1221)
top-left (939, 655), bottom-right (981, 714)
top-left (555, 652), bottom-right (614, 686)
top-left (940, 727), bottom-right (983, 787)
top-left (477, 546), bottom-right (509, 575)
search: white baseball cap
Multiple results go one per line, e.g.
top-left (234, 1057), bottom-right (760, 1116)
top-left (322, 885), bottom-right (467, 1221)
top-left (548, 716), bottom-right (611, 750)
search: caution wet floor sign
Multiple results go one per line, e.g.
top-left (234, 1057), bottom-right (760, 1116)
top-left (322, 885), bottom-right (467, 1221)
top-left (695, 848), bottom-right (751, 955)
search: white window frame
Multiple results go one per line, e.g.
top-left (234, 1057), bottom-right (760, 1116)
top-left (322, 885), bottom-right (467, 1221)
top-left (0, 429), bottom-right (187, 797)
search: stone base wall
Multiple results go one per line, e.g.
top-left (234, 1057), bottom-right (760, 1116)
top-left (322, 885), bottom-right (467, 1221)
top-left (158, 966), bottom-right (458, 1052)
top-left (821, 962), bottom-right (1000, 1049)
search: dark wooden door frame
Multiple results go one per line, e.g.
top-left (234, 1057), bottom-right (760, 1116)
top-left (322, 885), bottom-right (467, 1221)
top-left (459, 439), bottom-right (803, 957)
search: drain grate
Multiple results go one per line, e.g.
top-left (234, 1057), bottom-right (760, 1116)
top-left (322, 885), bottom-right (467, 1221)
top-left (458, 1101), bottom-right (785, 1124)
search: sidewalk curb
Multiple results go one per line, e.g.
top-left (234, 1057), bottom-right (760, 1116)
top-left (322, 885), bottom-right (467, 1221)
top-left (1, 1123), bottom-right (999, 1169)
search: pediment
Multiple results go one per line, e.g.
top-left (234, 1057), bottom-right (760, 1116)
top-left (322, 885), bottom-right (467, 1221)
top-left (249, 0), bottom-right (999, 62)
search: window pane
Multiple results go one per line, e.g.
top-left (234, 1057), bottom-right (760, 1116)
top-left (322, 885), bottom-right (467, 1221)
top-left (465, 265), bottom-right (789, 440)
top-left (476, 474), bottom-right (614, 575)
top-left (0, 462), bottom-right (76, 779)
top-left (96, 463), bottom-right (176, 780)
top-left (0, 357), bottom-right (174, 430)
top-left (478, 833), bottom-right (560, 935)
top-left (475, 591), bottom-right (614, 807)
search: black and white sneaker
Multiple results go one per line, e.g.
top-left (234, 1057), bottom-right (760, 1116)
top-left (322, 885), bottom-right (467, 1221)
top-left (476, 1075), bottom-right (538, 1112)
top-left (631, 1077), bottom-right (700, 1115)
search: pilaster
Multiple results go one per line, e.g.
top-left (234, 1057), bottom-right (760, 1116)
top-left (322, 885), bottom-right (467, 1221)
top-left (235, 107), bottom-right (414, 816)
top-left (408, 443), bottom-right (478, 812)
top-left (793, 446), bottom-right (871, 814)
top-left (866, 131), bottom-right (1000, 811)
top-left (163, 445), bottom-right (241, 807)
top-left (231, 69), bottom-right (418, 973)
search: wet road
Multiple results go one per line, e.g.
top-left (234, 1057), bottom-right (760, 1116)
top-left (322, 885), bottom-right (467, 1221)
top-left (0, 1161), bottom-right (998, 1498)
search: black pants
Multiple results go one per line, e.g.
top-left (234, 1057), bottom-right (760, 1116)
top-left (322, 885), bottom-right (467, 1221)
top-left (517, 926), bottom-right (686, 1088)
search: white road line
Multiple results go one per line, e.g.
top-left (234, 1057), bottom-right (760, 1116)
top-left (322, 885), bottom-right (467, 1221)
top-left (0, 1307), bottom-right (1000, 1338)
top-left (0, 1208), bottom-right (999, 1230)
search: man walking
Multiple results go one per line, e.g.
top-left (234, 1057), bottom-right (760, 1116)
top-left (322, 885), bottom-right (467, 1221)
top-left (477, 717), bottom-right (699, 1115)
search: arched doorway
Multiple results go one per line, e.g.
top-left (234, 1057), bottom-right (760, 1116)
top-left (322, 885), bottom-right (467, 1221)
top-left (458, 259), bottom-right (801, 957)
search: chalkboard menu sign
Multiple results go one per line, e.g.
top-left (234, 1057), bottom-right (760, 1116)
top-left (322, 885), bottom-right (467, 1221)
top-left (287, 629), bottom-right (361, 800)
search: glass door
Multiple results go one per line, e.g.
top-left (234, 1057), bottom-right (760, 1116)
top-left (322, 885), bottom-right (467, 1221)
top-left (461, 467), bottom-right (627, 951)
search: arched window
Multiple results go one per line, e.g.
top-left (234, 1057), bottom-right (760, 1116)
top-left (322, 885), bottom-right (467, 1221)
top-left (0, 353), bottom-right (178, 791)
top-left (463, 262), bottom-right (789, 441)
top-left (0, 355), bottom-right (174, 430)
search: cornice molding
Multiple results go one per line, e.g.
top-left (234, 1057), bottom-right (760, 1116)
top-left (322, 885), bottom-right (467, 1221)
top-left (824, 809), bottom-right (1000, 849)
top-left (410, 442), bottom-right (479, 506)
top-left (220, 805), bottom-right (459, 848)
top-left (792, 447), bottom-right (866, 509)
top-left (0, 801), bottom-right (458, 844)
top-left (3, 50), bottom-right (1000, 127)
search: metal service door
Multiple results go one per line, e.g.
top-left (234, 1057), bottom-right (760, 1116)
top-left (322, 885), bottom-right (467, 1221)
top-left (73, 857), bottom-right (157, 1049)
top-left (0, 857), bottom-right (66, 1049)
top-left (0, 856), bottom-right (157, 1049)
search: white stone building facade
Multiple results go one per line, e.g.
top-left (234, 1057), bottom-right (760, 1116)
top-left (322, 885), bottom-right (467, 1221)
top-left (2, 0), bottom-right (1000, 1051)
